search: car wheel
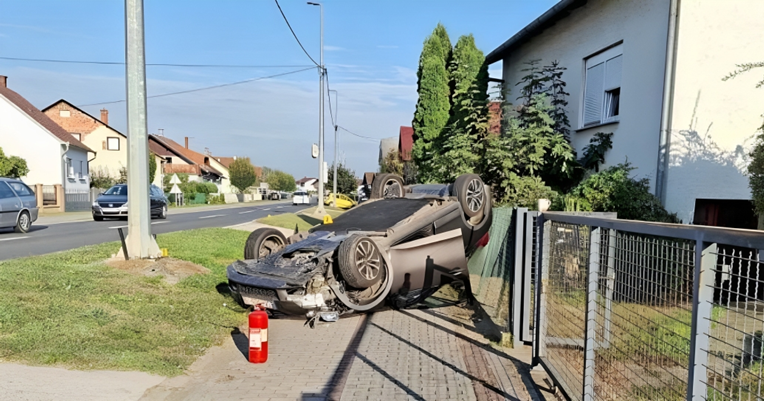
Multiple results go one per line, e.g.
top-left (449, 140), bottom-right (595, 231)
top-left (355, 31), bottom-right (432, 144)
top-left (158, 205), bottom-right (168, 219)
top-left (244, 228), bottom-right (287, 260)
top-left (452, 174), bottom-right (485, 218)
top-left (93, 215), bottom-right (104, 221)
top-left (337, 235), bottom-right (383, 289)
top-left (371, 173), bottom-right (404, 199)
top-left (14, 211), bottom-right (31, 233)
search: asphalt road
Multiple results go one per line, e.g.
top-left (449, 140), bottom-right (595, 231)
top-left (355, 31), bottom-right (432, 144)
top-left (0, 201), bottom-right (309, 261)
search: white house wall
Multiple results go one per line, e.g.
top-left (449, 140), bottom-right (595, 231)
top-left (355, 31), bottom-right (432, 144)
top-left (0, 95), bottom-right (63, 186)
top-left (500, 0), bottom-right (671, 190)
top-left (64, 146), bottom-right (90, 191)
top-left (664, 0), bottom-right (764, 222)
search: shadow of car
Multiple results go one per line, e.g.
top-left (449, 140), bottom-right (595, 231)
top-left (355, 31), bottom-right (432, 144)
top-left (227, 173), bottom-right (492, 321)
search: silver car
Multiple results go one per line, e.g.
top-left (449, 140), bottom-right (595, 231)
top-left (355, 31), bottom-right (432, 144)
top-left (0, 177), bottom-right (38, 233)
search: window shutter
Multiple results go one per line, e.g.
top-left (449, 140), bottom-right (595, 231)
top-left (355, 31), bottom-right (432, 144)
top-left (604, 55), bottom-right (623, 90)
top-left (583, 62), bottom-right (604, 126)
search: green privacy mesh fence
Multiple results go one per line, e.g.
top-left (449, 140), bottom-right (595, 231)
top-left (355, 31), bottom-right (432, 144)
top-left (467, 207), bottom-right (516, 330)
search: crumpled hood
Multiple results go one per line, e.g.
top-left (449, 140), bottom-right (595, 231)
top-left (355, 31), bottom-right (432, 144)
top-left (229, 231), bottom-right (347, 286)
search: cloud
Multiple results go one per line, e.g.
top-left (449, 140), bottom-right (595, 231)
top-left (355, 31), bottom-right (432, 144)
top-left (6, 66), bottom-right (415, 177)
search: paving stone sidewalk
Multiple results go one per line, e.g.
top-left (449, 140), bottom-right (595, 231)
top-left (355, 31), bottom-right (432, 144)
top-left (140, 302), bottom-right (549, 401)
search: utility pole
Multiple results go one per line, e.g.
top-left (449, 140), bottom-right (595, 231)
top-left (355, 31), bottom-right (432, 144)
top-left (329, 89), bottom-right (338, 208)
top-left (124, 0), bottom-right (160, 258)
top-left (308, 1), bottom-right (326, 216)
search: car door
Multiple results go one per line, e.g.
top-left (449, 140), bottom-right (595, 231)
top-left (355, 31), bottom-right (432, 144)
top-left (0, 182), bottom-right (20, 228)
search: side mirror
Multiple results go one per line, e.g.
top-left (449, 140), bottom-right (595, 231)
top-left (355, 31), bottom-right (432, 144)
top-left (99, 192), bottom-right (104, 196)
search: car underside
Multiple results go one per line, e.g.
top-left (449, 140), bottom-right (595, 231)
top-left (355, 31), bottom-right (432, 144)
top-left (227, 174), bottom-right (492, 322)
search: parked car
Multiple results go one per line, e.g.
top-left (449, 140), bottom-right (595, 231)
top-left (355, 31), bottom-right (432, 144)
top-left (0, 177), bottom-right (38, 233)
top-left (292, 191), bottom-right (311, 205)
top-left (267, 191), bottom-right (281, 201)
top-left (324, 193), bottom-right (357, 209)
top-left (92, 184), bottom-right (168, 221)
top-left (227, 173), bottom-right (492, 321)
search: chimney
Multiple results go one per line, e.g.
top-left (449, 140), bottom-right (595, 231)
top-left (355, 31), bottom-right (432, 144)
top-left (100, 109), bottom-right (109, 125)
top-left (0, 75), bottom-right (6, 88)
top-left (185, 136), bottom-right (189, 149)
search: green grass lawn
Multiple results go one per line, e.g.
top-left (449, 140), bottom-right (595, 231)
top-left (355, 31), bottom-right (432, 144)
top-left (0, 228), bottom-right (250, 376)
top-left (257, 206), bottom-right (345, 231)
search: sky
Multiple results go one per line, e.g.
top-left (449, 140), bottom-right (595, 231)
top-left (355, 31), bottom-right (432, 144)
top-left (0, 0), bottom-right (558, 179)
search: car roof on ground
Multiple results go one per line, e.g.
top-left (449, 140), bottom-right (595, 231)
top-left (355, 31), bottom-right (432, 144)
top-left (310, 198), bottom-right (430, 234)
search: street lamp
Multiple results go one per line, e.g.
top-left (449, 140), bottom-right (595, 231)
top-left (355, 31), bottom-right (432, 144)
top-left (307, 1), bottom-right (326, 216)
top-left (329, 89), bottom-right (338, 208)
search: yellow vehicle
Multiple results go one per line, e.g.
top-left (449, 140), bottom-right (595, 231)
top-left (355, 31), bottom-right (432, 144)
top-left (324, 193), bottom-right (357, 209)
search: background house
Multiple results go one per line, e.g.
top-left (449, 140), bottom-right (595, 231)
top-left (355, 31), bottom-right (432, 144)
top-left (295, 176), bottom-right (318, 192)
top-left (150, 135), bottom-right (225, 190)
top-left (378, 136), bottom-right (398, 167)
top-left (43, 100), bottom-right (126, 179)
top-left (0, 75), bottom-right (93, 211)
top-left (486, 0), bottom-right (763, 226)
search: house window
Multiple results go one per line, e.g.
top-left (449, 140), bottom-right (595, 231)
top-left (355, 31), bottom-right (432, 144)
top-left (582, 43), bottom-right (623, 128)
top-left (71, 133), bottom-right (81, 141)
top-left (59, 110), bottom-right (70, 118)
top-left (107, 137), bottom-right (120, 151)
top-left (66, 158), bottom-right (74, 178)
top-left (79, 161), bottom-right (84, 179)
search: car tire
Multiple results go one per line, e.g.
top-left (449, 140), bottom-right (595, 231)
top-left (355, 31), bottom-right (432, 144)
top-left (14, 211), bottom-right (31, 233)
top-left (337, 234), bottom-right (384, 289)
top-left (158, 205), bottom-right (168, 220)
top-left (452, 174), bottom-right (486, 219)
top-left (93, 215), bottom-right (104, 221)
top-left (370, 173), bottom-right (404, 199)
top-left (244, 228), bottom-right (287, 260)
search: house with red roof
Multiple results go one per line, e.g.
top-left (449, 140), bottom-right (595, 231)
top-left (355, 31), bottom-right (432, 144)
top-left (398, 126), bottom-right (414, 162)
top-left (0, 75), bottom-right (94, 196)
top-left (150, 135), bottom-right (233, 192)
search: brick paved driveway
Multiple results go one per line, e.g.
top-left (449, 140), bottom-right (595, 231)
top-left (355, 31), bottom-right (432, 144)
top-left (141, 303), bottom-right (545, 401)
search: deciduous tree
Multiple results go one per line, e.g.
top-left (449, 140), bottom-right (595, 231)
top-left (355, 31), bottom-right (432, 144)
top-left (230, 157), bottom-right (257, 193)
top-left (0, 147), bottom-right (29, 178)
top-left (328, 163), bottom-right (357, 195)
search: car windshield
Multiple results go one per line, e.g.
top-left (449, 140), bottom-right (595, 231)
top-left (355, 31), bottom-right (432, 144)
top-left (294, 192), bottom-right (307, 196)
top-left (104, 186), bottom-right (127, 196)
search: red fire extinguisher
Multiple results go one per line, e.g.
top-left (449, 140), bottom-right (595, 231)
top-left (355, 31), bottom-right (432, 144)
top-left (248, 305), bottom-right (268, 363)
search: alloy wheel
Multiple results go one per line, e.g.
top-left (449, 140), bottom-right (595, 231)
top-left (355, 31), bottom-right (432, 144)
top-left (383, 179), bottom-right (402, 198)
top-left (354, 239), bottom-right (381, 281)
top-left (19, 213), bottom-right (29, 230)
top-left (258, 235), bottom-right (285, 259)
top-left (466, 178), bottom-right (484, 213)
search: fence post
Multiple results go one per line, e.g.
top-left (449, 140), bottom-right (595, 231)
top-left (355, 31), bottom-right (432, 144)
top-left (603, 228), bottom-right (616, 348)
top-left (534, 218), bottom-right (551, 363)
top-left (55, 184), bottom-right (64, 212)
top-left (512, 208), bottom-right (528, 349)
top-left (583, 227), bottom-right (601, 401)
top-left (687, 242), bottom-right (717, 400)
top-left (35, 184), bottom-right (43, 209)
top-left (521, 211), bottom-right (535, 343)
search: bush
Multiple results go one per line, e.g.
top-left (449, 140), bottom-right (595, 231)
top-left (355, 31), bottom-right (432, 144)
top-left (207, 194), bottom-right (225, 205)
top-left (567, 162), bottom-right (680, 223)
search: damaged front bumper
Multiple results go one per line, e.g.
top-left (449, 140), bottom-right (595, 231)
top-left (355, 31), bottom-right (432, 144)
top-left (227, 262), bottom-right (335, 315)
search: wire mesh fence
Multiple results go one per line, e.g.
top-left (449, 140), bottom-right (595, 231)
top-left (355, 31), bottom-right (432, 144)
top-left (535, 213), bottom-right (764, 401)
top-left (704, 246), bottom-right (763, 400)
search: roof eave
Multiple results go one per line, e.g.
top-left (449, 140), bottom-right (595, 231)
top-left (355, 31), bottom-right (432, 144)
top-left (485, 0), bottom-right (588, 64)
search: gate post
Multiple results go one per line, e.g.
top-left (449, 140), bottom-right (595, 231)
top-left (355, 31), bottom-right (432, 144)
top-left (603, 229), bottom-right (616, 348)
top-left (534, 218), bottom-right (551, 363)
top-left (687, 242), bottom-right (717, 400)
top-left (512, 208), bottom-right (528, 349)
top-left (583, 227), bottom-right (601, 401)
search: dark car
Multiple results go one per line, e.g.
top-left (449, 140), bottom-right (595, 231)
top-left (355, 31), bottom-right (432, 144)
top-left (92, 184), bottom-right (169, 221)
top-left (227, 173), bottom-right (492, 322)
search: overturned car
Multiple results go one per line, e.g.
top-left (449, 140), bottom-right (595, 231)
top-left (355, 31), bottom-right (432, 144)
top-left (226, 173), bottom-right (492, 321)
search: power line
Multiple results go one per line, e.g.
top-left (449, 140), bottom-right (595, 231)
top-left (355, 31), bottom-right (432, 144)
top-left (337, 126), bottom-right (383, 142)
top-left (0, 56), bottom-right (314, 69)
top-left (273, 0), bottom-right (319, 67)
top-left (326, 69), bottom-right (336, 126)
top-left (78, 67), bottom-right (315, 107)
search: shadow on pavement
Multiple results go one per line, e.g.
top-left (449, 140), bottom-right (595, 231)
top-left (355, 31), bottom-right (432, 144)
top-left (230, 328), bottom-right (249, 359)
top-left (300, 314), bottom-right (372, 401)
top-left (0, 225), bottom-right (48, 234)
